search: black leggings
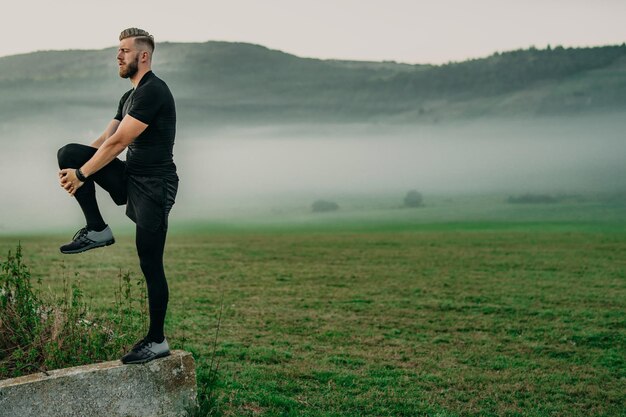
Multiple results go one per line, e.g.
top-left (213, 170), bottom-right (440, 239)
top-left (58, 143), bottom-right (169, 342)
top-left (136, 224), bottom-right (169, 342)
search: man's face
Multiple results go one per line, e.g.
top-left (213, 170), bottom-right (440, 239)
top-left (117, 38), bottom-right (140, 79)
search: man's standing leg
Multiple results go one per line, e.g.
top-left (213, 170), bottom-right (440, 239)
top-left (120, 224), bottom-right (171, 364)
top-left (136, 224), bottom-right (169, 343)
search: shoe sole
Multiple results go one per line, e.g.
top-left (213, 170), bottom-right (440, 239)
top-left (122, 350), bottom-right (171, 365)
top-left (60, 238), bottom-right (115, 254)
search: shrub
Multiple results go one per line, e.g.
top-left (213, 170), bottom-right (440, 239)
top-left (0, 243), bottom-right (146, 379)
top-left (312, 200), bottom-right (339, 212)
top-left (404, 190), bottom-right (423, 207)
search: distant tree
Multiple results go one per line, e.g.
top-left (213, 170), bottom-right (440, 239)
top-left (506, 194), bottom-right (558, 204)
top-left (312, 200), bottom-right (339, 212)
top-left (404, 190), bottom-right (423, 207)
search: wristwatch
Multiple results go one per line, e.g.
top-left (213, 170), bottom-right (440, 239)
top-left (75, 168), bottom-right (88, 182)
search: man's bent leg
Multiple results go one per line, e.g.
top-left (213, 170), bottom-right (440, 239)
top-left (57, 143), bottom-right (127, 253)
top-left (58, 144), bottom-right (106, 231)
top-left (58, 143), bottom-right (128, 203)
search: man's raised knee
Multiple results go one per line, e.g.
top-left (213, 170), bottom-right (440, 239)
top-left (58, 143), bottom-right (76, 167)
top-left (57, 143), bottom-right (89, 168)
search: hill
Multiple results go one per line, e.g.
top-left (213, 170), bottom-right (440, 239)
top-left (0, 42), bottom-right (624, 134)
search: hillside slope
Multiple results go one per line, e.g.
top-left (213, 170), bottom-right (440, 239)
top-left (0, 42), bottom-right (624, 133)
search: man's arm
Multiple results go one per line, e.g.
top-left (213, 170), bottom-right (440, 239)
top-left (59, 115), bottom-right (147, 195)
top-left (83, 115), bottom-right (147, 176)
top-left (90, 119), bottom-right (121, 148)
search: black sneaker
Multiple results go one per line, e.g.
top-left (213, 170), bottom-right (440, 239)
top-left (121, 337), bottom-right (170, 364)
top-left (60, 225), bottom-right (115, 254)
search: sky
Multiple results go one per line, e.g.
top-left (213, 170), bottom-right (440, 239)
top-left (1, 0), bottom-right (625, 64)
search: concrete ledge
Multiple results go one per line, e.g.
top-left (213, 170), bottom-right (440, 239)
top-left (0, 350), bottom-right (197, 417)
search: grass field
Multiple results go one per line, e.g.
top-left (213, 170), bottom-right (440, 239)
top-left (1, 195), bottom-right (625, 416)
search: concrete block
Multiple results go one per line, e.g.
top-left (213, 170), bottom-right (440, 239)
top-left (0, 350), bottom-right (197, 417)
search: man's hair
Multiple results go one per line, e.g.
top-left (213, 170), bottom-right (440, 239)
top-left (119, 28), bottom-right (155, 53)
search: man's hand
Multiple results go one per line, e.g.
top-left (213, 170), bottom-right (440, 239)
top-left (59, 169), bottom-right (84, 196)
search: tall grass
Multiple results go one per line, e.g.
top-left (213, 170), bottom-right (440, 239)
top-left (0, 243), bottom-right (146, 378)
top-left (184, 295), bottom-right (224, 417)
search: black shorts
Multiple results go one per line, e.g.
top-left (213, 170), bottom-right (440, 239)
top-left (126, 175), bottom-right (178, 232)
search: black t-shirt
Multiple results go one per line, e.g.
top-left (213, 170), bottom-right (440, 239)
top-left (115, 71), bottom-right (177, 179)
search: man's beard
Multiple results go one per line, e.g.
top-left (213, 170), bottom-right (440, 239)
top-left (119, 55), bottom-right (139, 79)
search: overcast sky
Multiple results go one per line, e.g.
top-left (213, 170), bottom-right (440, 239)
top-left (2, 0), bottom-right (624, 64)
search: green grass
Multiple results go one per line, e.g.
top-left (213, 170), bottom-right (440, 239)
top-left (1, 198), bottom-right (625, 416)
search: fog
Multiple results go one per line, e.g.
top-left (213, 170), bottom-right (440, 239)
top-left (1, 114), bottom-right (625, 234)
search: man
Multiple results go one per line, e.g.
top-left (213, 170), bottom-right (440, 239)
top-left (57, 28), bottom-right (178, 365)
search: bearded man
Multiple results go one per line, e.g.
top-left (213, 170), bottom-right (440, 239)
top-left (57, 27), bottom-right (178, 364)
